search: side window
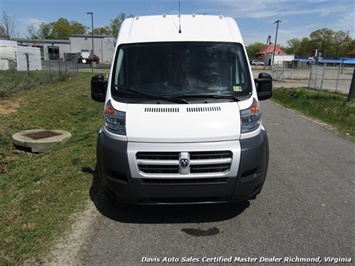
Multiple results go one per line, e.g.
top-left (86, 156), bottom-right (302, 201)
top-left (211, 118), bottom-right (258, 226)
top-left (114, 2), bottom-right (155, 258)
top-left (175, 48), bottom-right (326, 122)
top-left (234, 48), bottom-right (249, 90)
top-left (113, 49), bottom-right (125, 86)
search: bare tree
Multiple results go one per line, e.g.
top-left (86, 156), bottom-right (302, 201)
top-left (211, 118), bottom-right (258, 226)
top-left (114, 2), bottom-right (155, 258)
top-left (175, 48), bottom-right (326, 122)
top-left (0, 24), bottom-right (6, 38)
top-left (1, 10), bottom-right (19, 39)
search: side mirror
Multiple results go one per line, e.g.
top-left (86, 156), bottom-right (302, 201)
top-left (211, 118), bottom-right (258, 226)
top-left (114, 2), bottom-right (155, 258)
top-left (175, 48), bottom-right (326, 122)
top-left (91, 75), bottom-right (107, 102)
top-left (255, 73), bottom-right (272, 101)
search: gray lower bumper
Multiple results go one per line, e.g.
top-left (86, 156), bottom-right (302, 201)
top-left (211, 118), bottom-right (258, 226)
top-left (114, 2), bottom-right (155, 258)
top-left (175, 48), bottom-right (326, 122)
top-left (96, 130), bottom-right (269, 204)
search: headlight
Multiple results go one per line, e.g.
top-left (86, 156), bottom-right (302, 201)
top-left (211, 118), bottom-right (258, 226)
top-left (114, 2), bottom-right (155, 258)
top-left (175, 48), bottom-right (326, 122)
top-left (240, 98), bottom-right (261, 133)
top-left (104, 100), bottom-right (126, 135)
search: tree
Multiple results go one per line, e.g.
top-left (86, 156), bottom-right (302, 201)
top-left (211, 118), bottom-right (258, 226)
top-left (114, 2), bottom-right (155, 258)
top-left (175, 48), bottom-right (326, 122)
top-left (333, 30), bottom-right (348, 57)
top-left (93, 26), bottom-right (110, 35)
top-left (246, 42), bottom-right (266, 60)
top-left (26, 24), bottom-right (39, 39)
top-left (70, 21), bottom-right (88, 35)
top-left (1, 10), bottom-right (19, 39)
top-left (299, 37), bottom-right (315, 56)
top-left (50, 18), bottom-right (71, 39)
top-left (109, 13), bottom-right (134, 37)
top-left (28, 18), bottom-right (88, 40)
top-left (310, 28), bottom-right (334, 57)
top-left (38, 22), bottom-right (52, 39)
top-left (287, 38), bottom-right (301, 55)
top-left (0, 24), bottom-right (6, 38)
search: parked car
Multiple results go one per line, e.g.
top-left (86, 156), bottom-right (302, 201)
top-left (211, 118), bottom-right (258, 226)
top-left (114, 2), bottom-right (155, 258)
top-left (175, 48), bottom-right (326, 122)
top-left (78, 51), bottom-right (99, 64)
top-left (250, 60), bottom-right (265, 66)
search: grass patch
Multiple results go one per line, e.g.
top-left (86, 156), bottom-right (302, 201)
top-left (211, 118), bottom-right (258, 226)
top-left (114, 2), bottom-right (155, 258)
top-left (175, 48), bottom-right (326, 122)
top-left (271, 87), bottom-right (355, 142)
top-left (0, 72), bottom-right (103, 265)
top-left (0, 70), bottom-right (77, 97)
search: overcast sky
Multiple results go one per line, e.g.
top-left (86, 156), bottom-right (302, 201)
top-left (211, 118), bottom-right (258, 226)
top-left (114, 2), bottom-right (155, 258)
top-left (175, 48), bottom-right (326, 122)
top-left (2, 0), bottom-right (354, 46)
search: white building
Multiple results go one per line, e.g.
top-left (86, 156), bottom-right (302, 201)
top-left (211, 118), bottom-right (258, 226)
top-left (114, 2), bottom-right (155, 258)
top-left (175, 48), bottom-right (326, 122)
top-left (16, 34), bottom-right (116, 63)
top-left (256, 43), bottom-right (294, 66)
top-left (0, 39), bottom-right (42, 71)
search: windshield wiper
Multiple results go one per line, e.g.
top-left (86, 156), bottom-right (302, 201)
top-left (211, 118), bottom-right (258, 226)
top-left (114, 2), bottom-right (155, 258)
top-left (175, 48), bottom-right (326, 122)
top-left (174, 94), bottom-right (241, 102)
top-left (112, 84), bottom-right (190, 104)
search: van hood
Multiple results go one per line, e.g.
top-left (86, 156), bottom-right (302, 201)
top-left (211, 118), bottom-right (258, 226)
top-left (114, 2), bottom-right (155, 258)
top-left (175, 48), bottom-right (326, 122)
top-left (126, 103), bottom-right (241, 142)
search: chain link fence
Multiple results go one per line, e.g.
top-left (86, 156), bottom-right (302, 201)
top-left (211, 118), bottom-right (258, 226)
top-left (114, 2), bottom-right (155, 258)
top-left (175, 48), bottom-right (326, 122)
top-left (269, 63), bottom-right (353, 96)
top-left (308, 65), bottom-right (353, 94)
top-left (0, 54), bottom-right (81, 97)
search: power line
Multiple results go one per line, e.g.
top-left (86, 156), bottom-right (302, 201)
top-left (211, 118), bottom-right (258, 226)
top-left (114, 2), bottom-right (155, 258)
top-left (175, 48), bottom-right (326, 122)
top-left (243, 0), bottom-right (299, 32)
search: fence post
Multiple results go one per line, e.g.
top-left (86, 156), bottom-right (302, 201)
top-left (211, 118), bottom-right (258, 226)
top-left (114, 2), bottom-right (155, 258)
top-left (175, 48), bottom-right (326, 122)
top-left (25, 53), bottom-right (31, 89)
top-left (320, 65), bottom-right (326, 90)
top-left (308, 65), bottom-right (312, 89)
top-left (347, 67), bottom-right (355, 102)
top-left (335, 65), bottom-right (341, 93)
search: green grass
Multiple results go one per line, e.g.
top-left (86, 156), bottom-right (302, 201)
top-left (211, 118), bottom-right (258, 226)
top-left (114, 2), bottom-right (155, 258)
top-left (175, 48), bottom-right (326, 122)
top-left (0, 72), bottom-right (103, 265)
top-left (271, 87), bottom-right (355, 142)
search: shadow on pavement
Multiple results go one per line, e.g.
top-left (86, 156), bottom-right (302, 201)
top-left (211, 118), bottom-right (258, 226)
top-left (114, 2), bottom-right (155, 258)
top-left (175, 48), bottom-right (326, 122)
top-left (84, 166), bottom-right (250, 224)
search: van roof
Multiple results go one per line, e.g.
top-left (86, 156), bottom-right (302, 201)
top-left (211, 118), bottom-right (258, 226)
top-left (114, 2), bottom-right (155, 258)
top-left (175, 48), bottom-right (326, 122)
top-left (117, 14), bottom-right (244, 44)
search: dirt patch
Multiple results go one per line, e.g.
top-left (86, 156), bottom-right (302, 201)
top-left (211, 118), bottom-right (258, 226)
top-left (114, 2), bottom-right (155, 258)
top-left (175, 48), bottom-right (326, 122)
top-left (0, 99), bottom-right (21, 115)
top-left (24, 201), bottom-right (99, 265)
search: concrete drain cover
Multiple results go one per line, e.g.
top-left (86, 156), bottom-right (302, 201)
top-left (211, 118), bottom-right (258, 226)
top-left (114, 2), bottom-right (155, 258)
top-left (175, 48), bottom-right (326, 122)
top-left (12, 129), bottom-right (72, 153)
top-left (24, 130), bottom-right (62, 140)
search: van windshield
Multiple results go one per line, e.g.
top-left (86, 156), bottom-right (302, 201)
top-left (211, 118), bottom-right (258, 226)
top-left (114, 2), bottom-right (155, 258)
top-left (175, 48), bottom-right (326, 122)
top-left (111, 42), bottom-right (252, 103)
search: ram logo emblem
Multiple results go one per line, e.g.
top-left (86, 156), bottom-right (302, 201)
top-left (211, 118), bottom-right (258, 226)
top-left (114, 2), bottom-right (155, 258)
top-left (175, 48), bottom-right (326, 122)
top-left (179, 158), bottom-right (190, 168)
top-left (179, 152), bottom-right (190, 175)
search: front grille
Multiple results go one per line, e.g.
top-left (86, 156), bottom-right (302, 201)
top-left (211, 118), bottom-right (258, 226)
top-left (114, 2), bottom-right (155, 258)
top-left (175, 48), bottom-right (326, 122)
top-left (137, 152), bottom-right (178, 160)
top-left (190, 163), bottom-right (231, 173)
top-left (138, 164), bottom-right (179, 174)
top-left (141, 177), bottom-right (227, 184)
top-left (190, 151), bottom-right (231, 160)
top-left (136, 151), bottom-right (232, 175)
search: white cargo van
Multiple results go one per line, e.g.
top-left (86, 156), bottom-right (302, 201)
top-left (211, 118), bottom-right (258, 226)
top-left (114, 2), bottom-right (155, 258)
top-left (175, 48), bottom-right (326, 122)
top-left (91, 14), bottom-right (272, 204)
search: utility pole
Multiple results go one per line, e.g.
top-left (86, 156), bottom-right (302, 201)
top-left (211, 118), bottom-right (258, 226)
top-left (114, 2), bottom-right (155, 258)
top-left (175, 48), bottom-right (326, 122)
top-left (272, 20), bottom-right (282, 66)
top-left (87, 12), bottom-right (94, 73)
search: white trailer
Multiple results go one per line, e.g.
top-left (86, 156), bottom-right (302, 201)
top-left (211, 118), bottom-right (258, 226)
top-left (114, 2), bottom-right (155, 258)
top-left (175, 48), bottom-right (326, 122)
top-left (0, 40), bottom-right (42, 71)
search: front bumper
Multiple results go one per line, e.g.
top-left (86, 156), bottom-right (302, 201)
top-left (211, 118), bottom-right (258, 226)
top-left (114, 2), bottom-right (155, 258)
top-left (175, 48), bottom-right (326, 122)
top-left (96, 129), bottom-right (269, 204)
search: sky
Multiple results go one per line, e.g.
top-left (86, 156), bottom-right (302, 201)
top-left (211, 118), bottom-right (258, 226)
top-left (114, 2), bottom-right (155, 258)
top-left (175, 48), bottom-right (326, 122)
top-left (1, 0), bottom-right (354, 46)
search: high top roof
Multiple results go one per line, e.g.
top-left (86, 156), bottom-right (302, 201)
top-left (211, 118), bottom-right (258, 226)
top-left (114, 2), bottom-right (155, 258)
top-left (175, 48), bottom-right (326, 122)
top-left (117, 14), bottom-right (244, 44)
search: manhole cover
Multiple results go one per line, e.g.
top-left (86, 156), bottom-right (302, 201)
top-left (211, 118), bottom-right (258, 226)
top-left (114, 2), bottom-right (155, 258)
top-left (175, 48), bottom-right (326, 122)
top-left (12, 129), bottom-right (72, 153)
top-left (24, 130), bottom-right (62, 140)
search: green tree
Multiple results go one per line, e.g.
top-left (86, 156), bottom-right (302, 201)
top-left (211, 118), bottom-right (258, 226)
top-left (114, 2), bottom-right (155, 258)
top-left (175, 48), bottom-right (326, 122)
top-left (50, 18), bottom-right (71, 39)
top-left (38, 22), bottom-right (52, 39)
top-left (28, 18), bottom-right (88, 40)
top-left (93, 26), bottom-right (110, 35)
top-left (295, 37), bottom-right (315, 57)
top-left (246, 42), bottom-right (266, 60)
top-left (287, 38), bottom-right (301, 55)
top-left (70, 21), bottom-right (88, 35)
top-left (309, 28), bottom-right (334, 57)
top-left (109, 12), bottom-right (134, 37)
